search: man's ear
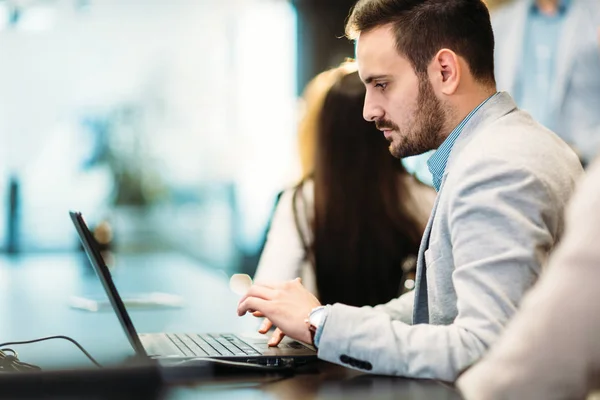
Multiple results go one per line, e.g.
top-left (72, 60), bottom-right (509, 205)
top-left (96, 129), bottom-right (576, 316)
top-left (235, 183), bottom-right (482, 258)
top-left (428, 48), bottom-right (460, 96)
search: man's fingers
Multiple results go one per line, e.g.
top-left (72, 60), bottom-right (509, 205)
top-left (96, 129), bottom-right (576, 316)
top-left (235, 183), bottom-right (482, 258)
top-left (238, 285), bottom-right (277, 305)
top-left (252, 311), bottom-right (265, 318)
top-left (237, 297), bottom-right (270, 317)
top-left (252, 280), bottom-right (278, 289)
top-left (258, 318), bottom-right (273, 334)
top-left (254, 277), bottom-right (301, 290)
top-left (268, 328), bottom-right (285, 347)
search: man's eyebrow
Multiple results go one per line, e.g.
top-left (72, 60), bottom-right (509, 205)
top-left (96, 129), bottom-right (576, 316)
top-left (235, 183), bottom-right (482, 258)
top-left (363, 74), bottom-right (392, 84)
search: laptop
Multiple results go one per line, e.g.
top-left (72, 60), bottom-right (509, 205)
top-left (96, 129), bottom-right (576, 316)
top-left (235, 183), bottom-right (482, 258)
top-left (69, 211), bottom-right (317, 369)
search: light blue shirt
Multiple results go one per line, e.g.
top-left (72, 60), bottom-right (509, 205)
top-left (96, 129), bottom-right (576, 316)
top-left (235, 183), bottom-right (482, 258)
top-left (402, 151), bottom-right (435, 187)
top-left (313, 304), bottom-right (330, 348)
top-left (427, 93), bottom-right (499, 191)
top-left (513, 0), bottom-right (571, 130)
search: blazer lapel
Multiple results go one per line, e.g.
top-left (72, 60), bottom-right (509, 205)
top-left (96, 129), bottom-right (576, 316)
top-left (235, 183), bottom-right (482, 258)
top-left (412, 192), bottom-right (441, 324)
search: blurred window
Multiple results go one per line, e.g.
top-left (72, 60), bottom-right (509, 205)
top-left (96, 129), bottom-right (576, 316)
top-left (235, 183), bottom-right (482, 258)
top-left (0, 0), bottom-right (297, 271)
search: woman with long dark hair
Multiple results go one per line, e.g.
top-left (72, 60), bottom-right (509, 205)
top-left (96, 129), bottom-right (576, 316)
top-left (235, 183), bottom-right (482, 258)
top-left (254, 61), bottom-right (435, 307)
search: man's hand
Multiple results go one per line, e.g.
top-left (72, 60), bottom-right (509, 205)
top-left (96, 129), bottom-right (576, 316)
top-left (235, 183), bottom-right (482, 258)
top-left (237, 278), bottom-right (321, 346)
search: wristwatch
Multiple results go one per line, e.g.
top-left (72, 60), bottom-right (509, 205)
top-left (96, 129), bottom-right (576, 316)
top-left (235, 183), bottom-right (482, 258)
top-left (306, 305), bottom-right (327, 347)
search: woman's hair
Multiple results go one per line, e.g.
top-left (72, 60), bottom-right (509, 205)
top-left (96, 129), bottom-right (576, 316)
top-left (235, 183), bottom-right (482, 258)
top-left (294, 61), bottom-right (423, 307)
top-left (297, 61), bottom-right (357, 178)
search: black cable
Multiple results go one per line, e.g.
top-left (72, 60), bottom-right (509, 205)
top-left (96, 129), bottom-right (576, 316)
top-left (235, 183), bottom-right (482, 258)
top-left (0, 349), bottom-right (41, 372)
top-left (0, 335), bottom-right (102, 368)
top-left (0, 348), bottom-right (17, 357)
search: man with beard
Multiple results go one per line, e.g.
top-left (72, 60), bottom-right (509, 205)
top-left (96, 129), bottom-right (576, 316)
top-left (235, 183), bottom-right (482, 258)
top-left (237, 0), bottom-right (583, 381)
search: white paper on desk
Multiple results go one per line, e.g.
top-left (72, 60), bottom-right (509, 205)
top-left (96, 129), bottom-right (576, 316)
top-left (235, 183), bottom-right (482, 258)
top-left (69, 292), bottom-right (184, 312)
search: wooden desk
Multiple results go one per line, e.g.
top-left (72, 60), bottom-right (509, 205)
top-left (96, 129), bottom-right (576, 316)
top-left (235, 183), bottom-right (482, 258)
top-left (0, 253), bottom-right (461, 399)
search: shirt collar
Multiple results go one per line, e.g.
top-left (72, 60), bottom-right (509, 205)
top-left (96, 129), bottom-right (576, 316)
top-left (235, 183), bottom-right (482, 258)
top-left (427, 93), bottom-right (499, 191)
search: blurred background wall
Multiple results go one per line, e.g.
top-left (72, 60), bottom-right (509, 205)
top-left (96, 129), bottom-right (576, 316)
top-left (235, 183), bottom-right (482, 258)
top-left (0, 0), bottom-right (299, 274)
top-left (0, 0), bottom-right (509, 275)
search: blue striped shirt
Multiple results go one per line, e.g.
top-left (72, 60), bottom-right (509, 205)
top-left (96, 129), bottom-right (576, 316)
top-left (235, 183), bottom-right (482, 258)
top-left (514, 0), bottom-right (570, 131)
top-left (427, 93), bottom-right (498, 191)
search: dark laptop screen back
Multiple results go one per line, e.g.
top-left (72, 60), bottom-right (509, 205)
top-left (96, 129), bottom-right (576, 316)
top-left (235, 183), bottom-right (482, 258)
top-left (69, 211), bottom-right (148, 358)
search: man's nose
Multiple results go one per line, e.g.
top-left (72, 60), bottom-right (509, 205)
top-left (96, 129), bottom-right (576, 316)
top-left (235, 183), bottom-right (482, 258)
top-left (363, 93), bottom-right (383, 122)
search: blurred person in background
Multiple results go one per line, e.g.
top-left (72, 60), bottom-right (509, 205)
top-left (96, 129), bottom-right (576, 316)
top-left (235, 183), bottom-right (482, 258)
top-left (492, 0), bottom-right (600, 166)
top-left (254, 61), bottom-right (435, 308)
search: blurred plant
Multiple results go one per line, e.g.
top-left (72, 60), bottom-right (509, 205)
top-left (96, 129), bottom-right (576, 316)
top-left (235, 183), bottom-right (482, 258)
top-left (81, 103), bottom-right (167, 207)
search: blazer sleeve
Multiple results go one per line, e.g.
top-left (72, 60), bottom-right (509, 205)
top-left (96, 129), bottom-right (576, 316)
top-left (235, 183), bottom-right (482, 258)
top-left (253, 188), bottom-right (307, 286)
top-left (315, 157), bottom-right (558, 381)
top-left (457, 159), bottom-right (600, 400)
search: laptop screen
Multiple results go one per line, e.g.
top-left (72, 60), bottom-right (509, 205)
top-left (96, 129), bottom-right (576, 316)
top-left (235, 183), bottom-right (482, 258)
top-left (69, 211), bottom-right (148, 358)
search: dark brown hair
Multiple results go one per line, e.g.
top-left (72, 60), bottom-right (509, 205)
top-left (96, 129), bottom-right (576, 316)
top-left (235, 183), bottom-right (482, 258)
top-left (294, 68), bottom-right (423, 307)
top-left (346, 0), bottom-right (496, 85)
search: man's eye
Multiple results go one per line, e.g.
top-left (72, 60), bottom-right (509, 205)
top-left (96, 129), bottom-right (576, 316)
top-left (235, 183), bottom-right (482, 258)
top-left (375, 82), bottom-right (387, 90)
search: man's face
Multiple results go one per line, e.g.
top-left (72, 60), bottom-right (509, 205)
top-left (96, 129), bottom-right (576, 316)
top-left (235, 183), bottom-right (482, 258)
top-left (357, 25), bottom-right (445, 158)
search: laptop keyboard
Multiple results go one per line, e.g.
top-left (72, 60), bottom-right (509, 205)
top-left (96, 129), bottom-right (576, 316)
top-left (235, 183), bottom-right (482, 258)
top-left (166, 333), bottom-right (262, 357)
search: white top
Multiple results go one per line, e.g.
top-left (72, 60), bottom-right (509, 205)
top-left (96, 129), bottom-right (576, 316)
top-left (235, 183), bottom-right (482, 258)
top-left (253, 175), bottom-right (436, 297)
top-left (457, 157), bottom-right (600, 399)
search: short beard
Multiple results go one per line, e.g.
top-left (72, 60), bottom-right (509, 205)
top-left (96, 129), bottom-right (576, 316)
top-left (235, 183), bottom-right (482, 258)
top-left (389, 75), bottom-right (445, 159)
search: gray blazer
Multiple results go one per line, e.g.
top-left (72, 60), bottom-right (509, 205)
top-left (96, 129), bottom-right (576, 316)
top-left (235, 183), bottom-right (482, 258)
top-left (492, 0), bottom-right (600, 164)
top-left (316, 92), bottom-right (583, 381)
top-left (457, 157), bottom-right (600, 400)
